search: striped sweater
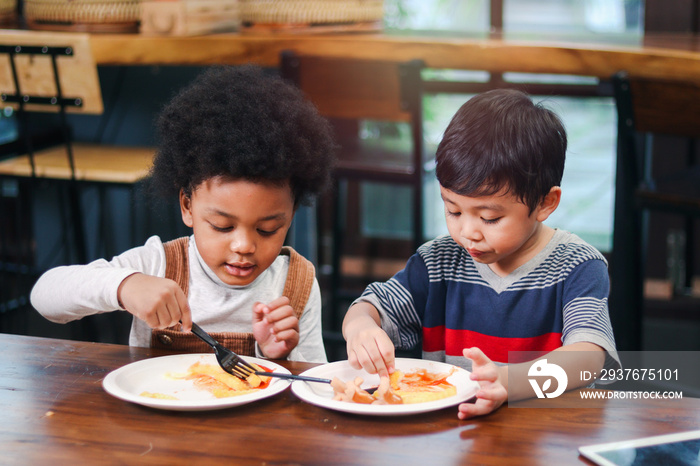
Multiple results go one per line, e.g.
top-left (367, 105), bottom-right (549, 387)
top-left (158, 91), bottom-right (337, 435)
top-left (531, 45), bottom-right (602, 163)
top-left (354, 229), bottom-right (620, 371)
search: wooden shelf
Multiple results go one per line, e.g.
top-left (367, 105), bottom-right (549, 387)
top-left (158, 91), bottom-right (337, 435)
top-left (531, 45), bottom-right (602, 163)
top-left (1, 28), bottom-right (700, 81)
top-left (83, 31), bottom-right (700, 82)
top-left (0, 143), bottom-right (155, 183)
top-left (2, 28), bottom-right (700, 81)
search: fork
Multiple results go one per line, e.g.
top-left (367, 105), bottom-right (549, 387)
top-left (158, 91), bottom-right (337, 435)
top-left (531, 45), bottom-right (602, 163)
top-left (189, 322), bottom-right (259, 377)
top-left (189, 322), bottom-right (329, 383)
top-left (232, 362), bottom-right (379, 394)
top-left (189, 322), bottom-right (377, 393)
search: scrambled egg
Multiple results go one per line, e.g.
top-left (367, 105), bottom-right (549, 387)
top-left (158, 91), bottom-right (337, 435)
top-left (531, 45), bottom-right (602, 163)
top-left (182, 362), bottom-right (270, 398)
top-left (140, 361), bottom-right (271, 400)
top-left (140, 391), bottom-right (179, 400)
top-left (389, 369), bottom-right (457, 404)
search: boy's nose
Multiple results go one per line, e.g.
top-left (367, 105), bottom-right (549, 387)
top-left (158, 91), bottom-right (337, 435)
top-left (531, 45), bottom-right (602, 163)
top-left (230, 231), bottom-right (256, 254)
top-left (460, 220), bottom-right (483, 242)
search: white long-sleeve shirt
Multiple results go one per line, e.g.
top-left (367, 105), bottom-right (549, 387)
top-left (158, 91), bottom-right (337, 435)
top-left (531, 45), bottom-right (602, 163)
top-left (31, 235), bottom-right (327, 363)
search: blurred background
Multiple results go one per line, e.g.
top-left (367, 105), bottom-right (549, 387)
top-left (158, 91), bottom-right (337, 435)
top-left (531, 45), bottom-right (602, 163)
top-left (2, 0), bottom-right (698, 361)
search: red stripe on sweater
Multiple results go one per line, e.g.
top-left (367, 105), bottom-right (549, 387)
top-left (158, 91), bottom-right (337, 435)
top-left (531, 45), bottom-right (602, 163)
top-left (423, 326), bottom-right (562, 363)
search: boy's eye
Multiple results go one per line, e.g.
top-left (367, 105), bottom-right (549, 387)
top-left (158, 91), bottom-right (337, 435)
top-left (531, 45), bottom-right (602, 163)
top-left (482, 217), bottom-right (501, 225)
top-left (446, 210), bottom-right (460, 217)
top-left (258, 228), bottom-right (280, 237)
top-left (210, 224), bottom-right (232, 232)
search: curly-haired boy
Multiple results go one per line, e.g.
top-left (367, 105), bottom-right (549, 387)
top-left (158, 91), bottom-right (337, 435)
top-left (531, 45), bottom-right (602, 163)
top-left (32, 66), bottom-right (336, 362)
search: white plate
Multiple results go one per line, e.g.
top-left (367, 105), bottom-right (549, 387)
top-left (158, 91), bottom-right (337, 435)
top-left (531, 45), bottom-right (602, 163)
top-left (291, 358), bottom-right (479, 416)
top-left (102, 354), bottom-right (291, 411)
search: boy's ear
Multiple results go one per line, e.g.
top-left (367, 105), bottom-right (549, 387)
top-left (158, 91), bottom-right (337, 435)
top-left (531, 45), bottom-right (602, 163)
top-left (535, 186), bottom-right (562, 222)
top-left (180, 189), bottom-right (194, 228)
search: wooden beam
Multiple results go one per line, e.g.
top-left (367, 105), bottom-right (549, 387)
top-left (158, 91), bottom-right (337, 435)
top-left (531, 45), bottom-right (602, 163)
top-left (81, 31), bottom-right (700, 82)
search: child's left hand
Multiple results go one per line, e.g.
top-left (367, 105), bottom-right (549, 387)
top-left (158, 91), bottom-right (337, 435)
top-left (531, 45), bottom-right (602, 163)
top-left (252, 296), bottom-right (299, 359)
top-left (458, 347), bottom-right (508, 419)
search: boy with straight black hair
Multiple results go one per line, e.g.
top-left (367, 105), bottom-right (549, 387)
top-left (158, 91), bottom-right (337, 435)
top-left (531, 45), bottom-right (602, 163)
top-left (342, 88), bottom-right (620, 418)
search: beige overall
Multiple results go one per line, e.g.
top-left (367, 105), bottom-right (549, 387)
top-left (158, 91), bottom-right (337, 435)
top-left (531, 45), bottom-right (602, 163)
top-left (151, 237), bottom-right (315, 355)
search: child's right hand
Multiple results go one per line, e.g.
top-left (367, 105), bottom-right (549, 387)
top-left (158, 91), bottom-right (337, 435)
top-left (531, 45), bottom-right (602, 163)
top-left (117, 273), bottom-right (192, 331)
top-left (343, 306), bottom-right (396, 377)
top-left (346, 327), bottom-right (395, 377)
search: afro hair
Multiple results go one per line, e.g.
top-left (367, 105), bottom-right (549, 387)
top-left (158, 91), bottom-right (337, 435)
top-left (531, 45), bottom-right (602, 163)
top-left (149, 65), bottom-right (336, 206)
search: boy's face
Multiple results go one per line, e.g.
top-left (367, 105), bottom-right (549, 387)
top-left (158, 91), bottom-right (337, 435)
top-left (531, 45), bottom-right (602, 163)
top-left (440, 185), bottom-right (560, 276)
top-left (180, 177), bottom-right (295, 287)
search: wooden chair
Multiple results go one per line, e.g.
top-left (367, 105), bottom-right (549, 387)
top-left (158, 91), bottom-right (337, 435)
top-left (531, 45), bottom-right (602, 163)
top-left (0, 31), bottom-right (153, 341)
top-left (610, 71), bottom-right (700, 350)
top-left (280, 51), bottom-right (425, 357)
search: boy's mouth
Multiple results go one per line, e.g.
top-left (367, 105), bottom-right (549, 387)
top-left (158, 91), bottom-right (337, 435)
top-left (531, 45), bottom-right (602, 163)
top-left (224, 262), bottom-right (256, 277)
top-left (467, 248), bottom-right (484, 259)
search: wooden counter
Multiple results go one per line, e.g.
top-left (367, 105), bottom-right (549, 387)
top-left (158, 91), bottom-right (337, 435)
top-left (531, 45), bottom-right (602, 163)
top-left (3, 27), bottom-right (699, 79)
top-left (84, 31), bottom-right (700, 81)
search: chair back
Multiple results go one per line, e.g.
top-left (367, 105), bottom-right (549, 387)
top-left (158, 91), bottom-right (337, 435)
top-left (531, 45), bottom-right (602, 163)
top-left (0, 30), bottom-right (102, 114)
top-left (280, 51), bottom-right (421, 123)
top-left (279, 51), bottom-right (427, 360)
top-left (615, 73), bottom-right (700, 138)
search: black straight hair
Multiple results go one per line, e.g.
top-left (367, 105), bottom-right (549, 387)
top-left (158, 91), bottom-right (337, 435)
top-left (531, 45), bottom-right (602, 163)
top-left (435, 88), bottom-right (566, 213)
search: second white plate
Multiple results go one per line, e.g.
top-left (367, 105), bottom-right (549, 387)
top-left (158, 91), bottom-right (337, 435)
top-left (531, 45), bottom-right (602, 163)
top-left (291, 358), bottom-right (479, 416)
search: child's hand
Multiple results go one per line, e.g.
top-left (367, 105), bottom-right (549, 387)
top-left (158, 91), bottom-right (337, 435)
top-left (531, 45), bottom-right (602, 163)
top-left (252, 296), bottom-right (299, 359)
top-left (458, 347), bottom-right (507, 419)
top-left (117, 273), bottom-right (192, 331)
top-left (345, 321), bottom-right (395, 377)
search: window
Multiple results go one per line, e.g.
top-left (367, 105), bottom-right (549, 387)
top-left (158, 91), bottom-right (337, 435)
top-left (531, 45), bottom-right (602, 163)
top-left (359, 0), bottom-right (644, 253)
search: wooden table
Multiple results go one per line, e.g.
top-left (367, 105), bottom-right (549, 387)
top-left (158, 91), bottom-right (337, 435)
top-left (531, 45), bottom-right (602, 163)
top-left (2, 333), bottom-right (699, 465)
